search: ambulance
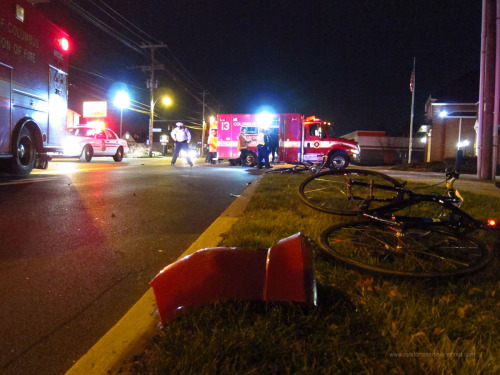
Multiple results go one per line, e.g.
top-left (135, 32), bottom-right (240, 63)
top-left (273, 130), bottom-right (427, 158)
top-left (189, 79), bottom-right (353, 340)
top-left (0, 0), bottom-right (70, 176)
top-left (216, 113), bottom-right (360, 169)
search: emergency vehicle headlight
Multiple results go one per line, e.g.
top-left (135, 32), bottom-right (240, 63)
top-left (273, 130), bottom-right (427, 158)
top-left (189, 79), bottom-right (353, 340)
top-left (62, 137), bottom-right (81, 156)
top-left (180, 149), bottom-right (198, 159)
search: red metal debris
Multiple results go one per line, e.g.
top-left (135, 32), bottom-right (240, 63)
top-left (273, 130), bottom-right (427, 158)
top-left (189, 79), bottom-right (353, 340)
top-left (150, 233), bottom-right (316, 325)
top-left (264, 233), bottom-right (316, 304)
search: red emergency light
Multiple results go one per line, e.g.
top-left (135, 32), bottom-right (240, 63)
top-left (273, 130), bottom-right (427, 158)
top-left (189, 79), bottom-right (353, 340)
top-left (304, 115), bottom-right (320, 122)
top-left (59, 37), bottom-right (69, 52)
top-left (86, 120), bottom-right (106, 130)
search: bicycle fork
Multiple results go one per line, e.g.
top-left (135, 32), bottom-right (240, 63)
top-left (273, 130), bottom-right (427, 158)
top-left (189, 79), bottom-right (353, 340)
top-left (358, 179), bottom-right (375, 211)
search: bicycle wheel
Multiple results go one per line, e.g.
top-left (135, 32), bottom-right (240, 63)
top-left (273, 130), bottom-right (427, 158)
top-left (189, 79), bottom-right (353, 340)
top-left (319, 221), bottom-right (493, 278)
top-left (298, 169), bottom-right (403, 215)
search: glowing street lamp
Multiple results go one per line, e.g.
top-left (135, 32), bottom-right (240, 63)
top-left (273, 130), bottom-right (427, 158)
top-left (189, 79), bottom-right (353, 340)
top-left (113, 90), bottom-right (130, 138)
top-left (158, 96), bottom-right (172, 106)
top-left (148, 96), bottom-right (172, 157)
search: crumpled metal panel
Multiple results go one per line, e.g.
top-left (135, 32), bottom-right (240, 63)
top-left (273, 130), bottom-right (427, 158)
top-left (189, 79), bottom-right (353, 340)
top-left (150, 233), bottom-right (316, 325)
top-left (264, 233), bottom-right (317, 306)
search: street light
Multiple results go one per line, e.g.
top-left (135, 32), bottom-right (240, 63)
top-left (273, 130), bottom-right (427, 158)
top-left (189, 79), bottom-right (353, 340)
top-left (158, 96), bottom-right (172, 106)
top-left (149, 96), bottom-right (172, 156)
top-left (113, 90), bottom-right (130, 138)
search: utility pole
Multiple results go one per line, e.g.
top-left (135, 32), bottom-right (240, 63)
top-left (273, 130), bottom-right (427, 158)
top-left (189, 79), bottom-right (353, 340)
top-left (140, 44), bottom-right (167, 157)
top-left (408, 57), bottom-right (415, 164)
top-left (201, 90), bottom-right (206, 157)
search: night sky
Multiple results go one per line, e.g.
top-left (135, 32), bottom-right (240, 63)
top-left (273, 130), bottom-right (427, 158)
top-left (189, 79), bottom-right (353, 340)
top-left (37, 0), bottom-right (482, 137)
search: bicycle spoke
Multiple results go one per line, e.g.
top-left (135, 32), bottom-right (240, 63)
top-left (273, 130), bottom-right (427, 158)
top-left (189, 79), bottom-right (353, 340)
top-left (299, 169), bottom-right (401, 216)
top-left (320, 221), bottom-right (493, 278)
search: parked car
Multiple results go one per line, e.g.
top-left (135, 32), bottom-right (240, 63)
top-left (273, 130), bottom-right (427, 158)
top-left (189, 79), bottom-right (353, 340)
top-left (63, 126), bottom-right (129, 162)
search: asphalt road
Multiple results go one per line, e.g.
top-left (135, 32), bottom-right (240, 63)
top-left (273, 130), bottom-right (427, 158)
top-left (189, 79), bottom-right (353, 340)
top-left (0, 157), bottom-right (261, 375)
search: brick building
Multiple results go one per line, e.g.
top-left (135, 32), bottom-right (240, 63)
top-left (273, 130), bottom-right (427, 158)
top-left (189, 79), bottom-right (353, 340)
top-left (342, 130), bottom-right (423, 165)
top-left (419, 72), bottom-right (479, 162)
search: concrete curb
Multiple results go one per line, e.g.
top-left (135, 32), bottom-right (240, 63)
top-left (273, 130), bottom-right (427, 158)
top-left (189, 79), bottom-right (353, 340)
top-left (65, 175), bottom-right (263, 375)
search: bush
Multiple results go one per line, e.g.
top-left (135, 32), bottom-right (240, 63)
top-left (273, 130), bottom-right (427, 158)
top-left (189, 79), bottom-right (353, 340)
top-left (391, 157), bottom-right (482, 174)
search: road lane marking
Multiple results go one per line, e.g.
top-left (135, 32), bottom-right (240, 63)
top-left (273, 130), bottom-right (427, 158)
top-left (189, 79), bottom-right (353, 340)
top-left (0, 177), bottom-right (63, 186)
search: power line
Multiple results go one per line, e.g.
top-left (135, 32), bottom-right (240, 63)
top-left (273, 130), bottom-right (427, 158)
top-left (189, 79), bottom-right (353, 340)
top-left (93, 0), bottom-right (158, 43)
top-left (56, 0), bottom-right (224, 133)
top-left (59, 0), bottom-right (147, 55)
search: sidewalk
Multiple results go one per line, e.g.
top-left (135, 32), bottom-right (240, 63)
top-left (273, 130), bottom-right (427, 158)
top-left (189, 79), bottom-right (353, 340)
top-left (65, 175), bottom-right (264, 375)
top-left (374, 168), bottom-right (500, 198)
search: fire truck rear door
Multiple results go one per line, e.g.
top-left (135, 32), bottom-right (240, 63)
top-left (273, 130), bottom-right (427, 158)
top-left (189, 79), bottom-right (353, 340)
top-left (0, 63), bottom-right (12, 153)
top-left (47, 66), bottom-right (68, 147)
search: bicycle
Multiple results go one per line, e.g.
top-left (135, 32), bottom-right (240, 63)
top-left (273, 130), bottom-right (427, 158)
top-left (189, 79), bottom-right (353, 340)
top-left (265, 163), bottom-right (310, 174)
top-left (298, 156), bottom-right (498, 278)
top-left (266, 155), bottom-right (331, 175)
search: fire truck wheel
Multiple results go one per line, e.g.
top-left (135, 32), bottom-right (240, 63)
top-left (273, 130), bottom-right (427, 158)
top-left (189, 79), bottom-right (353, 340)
top-left (10, 126), bottom-right (36, 177)
top-left (246, 151), bottom-right (257, 167)
top-left (113, 147), bottom-right (124, 162)
top-left (80, 145), bottom-right (93, 162)
top-left (328, 151), bottom-right (349, 170)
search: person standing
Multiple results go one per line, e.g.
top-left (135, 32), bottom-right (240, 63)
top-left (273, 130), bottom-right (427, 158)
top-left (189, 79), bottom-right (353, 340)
top-left (269, 128), bottom-right (279, 162)
top-left (206, 128), bottom-right (218, 164)
top-left (256, 128), bottom-right (271, 169)
top-left (237, 128), bottom-right (250, 166)
top-left (170, 122), bottom-right (193, 166)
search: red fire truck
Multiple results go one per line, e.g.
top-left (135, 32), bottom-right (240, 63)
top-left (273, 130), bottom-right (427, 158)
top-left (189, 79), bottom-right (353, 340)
top-left (216, 113), bottom-right (360, 169)
top-left (0, 0), bottom-right (70, 176)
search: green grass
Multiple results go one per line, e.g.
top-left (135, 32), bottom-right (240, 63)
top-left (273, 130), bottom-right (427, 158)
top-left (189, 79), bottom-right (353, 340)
top-left (131, 173), bottom-right (500, 375)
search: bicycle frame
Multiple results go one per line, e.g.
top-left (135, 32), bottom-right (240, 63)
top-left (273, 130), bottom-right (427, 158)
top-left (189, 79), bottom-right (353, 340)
top-left (352, 176), bottom-right (487, 232)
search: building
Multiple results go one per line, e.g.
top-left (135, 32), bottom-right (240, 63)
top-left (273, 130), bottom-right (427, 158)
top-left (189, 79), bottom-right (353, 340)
top-left (342, 131), bottom-right (423, 165)
top-left (67, 109), bottom-right (81, 128)
top-left (419, 72), bottom-right (479, 162)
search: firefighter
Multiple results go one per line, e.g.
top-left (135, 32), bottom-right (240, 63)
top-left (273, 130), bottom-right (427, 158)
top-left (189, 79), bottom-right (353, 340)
top-left (170, 122), bottom-right (193, 166)
top-left (206, 128), bottom-right (218, 164)
top-left (256, 128), bottom-right (271, 169)
top-left (237, 128), bottom-right (250, 166)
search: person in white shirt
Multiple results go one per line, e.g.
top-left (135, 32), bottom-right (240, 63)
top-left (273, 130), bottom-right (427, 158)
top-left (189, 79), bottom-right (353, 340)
top-left (170, 122), bottom-right (193, 166)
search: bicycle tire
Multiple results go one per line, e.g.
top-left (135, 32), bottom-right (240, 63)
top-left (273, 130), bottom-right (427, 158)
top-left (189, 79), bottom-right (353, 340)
top-left (319, 221), bottom-right (494, 278)
top-left (298, 169), bottom-right (403, 215)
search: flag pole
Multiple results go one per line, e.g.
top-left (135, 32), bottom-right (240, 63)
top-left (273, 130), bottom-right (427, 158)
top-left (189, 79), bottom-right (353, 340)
top-left (408, 57), bottom-right (416, 163)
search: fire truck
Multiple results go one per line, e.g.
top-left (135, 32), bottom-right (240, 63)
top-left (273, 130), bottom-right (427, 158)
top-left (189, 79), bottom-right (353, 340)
top-left (216, 113), bottom-right (360, 169)
top-left (0, 0), bottom-right (70, 176)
